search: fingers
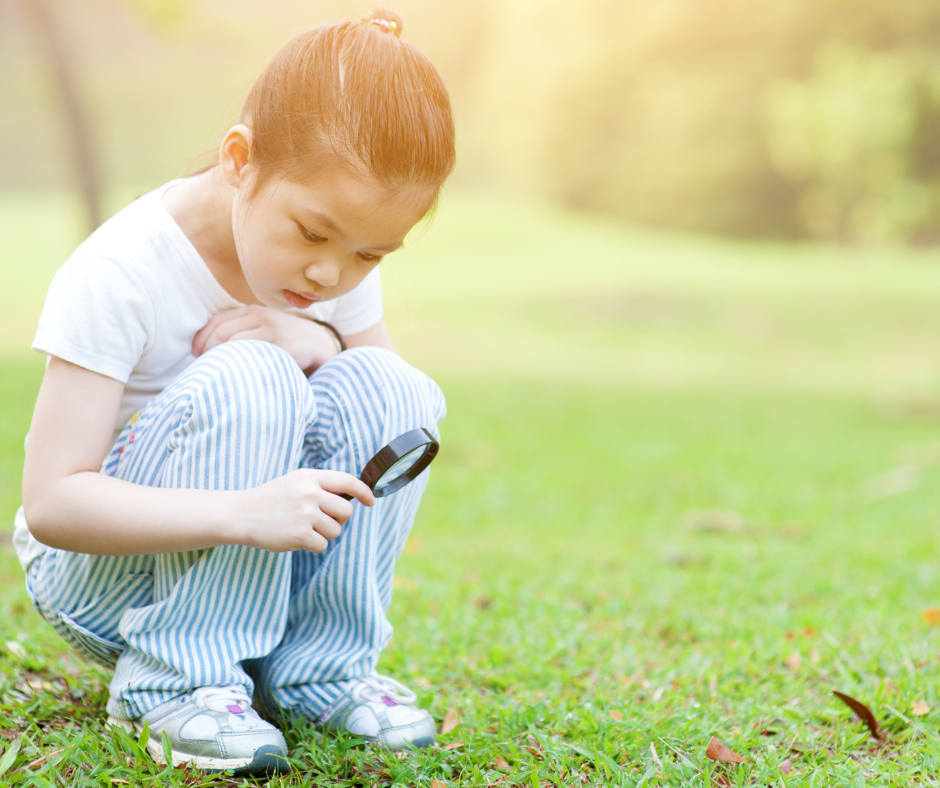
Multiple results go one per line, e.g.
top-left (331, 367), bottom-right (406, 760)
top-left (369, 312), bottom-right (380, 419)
top-left (318, 490), bottom-right (355, 526)
top-left (244, 469), bottom-right (376, 554)
top-left (310, 509), bottom-right (343, 540)
top-left (193, 309), bottom-right (260, 355)
top-left (300, 529), bottom-right (329, 553)
top-left (299, 472), bottom-right (373, 551)
top-left (315, 470), bottom-right (376, 508)
top-left (193, 308), bottom-right (335, 374)
top-left (193, 305), bottom-right (285, 355)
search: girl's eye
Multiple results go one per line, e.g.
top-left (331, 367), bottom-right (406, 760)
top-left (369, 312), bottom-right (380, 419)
top-left (300, 226), bottom-right (324, 243)
top-left (358, 252), bottom-right (382, 263)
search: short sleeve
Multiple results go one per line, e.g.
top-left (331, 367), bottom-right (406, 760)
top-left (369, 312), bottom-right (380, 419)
top-left (32, 252), bottom-right (155, 383)
top-left (325, 267), bottom-right (384, 336)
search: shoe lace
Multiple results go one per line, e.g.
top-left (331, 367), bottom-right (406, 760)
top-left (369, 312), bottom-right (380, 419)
top-left (351, 674), bottom-right (418, 707)
top-left (192, 685), bottom-right (252, 714)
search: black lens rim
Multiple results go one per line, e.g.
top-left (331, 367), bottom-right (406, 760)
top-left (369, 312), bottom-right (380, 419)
top-left (360, 427), bottom-right (439, 498)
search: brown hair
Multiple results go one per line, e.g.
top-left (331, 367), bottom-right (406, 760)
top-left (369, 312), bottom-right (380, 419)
top-left (238, 8), bottom-right (455, 197)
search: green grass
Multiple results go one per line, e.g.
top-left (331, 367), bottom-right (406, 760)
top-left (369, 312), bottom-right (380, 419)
top-left (2, 191), bottom-right (940, 785)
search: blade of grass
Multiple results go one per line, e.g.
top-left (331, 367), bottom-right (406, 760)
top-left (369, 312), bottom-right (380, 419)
top-left (0, 737), bottom-right (22, 776)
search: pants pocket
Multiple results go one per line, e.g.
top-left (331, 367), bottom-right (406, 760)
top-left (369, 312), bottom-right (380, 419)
top-left (57, 612), bottom-right (125, 666)
top-left (55, 573), bottom-right (153, 668)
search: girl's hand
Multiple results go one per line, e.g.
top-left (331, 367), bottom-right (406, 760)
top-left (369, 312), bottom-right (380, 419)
top-left (193, 305), bottom-right (341, 373)
top-left (236, 469), bottom-right (375, 553)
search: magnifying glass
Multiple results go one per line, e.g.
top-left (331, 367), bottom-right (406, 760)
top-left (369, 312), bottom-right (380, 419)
top-left (339, 427), bottom-right (439, 500)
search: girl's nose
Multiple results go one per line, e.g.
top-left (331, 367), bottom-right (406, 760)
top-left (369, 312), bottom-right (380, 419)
top-left (304, 257), bottom-right (341, 288)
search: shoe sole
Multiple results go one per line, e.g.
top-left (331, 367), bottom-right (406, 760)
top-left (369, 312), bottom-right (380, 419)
top-left (106, 716), bottom-right (290, 775)
top-left (319, 726), bottom-right (436, 751)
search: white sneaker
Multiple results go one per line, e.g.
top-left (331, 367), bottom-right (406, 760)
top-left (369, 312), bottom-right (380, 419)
top-left (107, 685), bottom-right (289, 775)
top-left (318, 674), bottom-right (436, 750)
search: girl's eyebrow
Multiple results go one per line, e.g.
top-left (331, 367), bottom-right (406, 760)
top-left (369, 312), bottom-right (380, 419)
top-left (299, 208), bottom-right (344, 237)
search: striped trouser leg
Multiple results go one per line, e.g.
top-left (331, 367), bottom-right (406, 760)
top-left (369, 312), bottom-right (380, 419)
top-left (252, 346), bottom-right (446, 719)
top-left (26, 340), bottom-right (316, 719)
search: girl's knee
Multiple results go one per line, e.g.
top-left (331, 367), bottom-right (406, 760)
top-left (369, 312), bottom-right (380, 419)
top-left (110, 340), bottom-right (316, 487)
top-left (315, 347), bottom-right (446, 426)
top-left (185, 340), bottom-right (315, 423)
top-left (198, 340), bottom-right (306, 389)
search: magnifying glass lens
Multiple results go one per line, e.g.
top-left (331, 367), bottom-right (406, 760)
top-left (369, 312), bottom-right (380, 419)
top-left (339, 427), bottom-right (440, 501)
top-left (374, 446), bottom-right (428, 492)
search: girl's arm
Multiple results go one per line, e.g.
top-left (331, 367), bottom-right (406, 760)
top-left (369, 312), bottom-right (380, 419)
top-left (345, 319), bottom-right (396, 352)
top-left (22, 357), bottom-right (373, 556)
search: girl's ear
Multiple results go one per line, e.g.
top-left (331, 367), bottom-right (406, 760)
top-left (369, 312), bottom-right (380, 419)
top-left (219, 125), bottom-right (253, 188)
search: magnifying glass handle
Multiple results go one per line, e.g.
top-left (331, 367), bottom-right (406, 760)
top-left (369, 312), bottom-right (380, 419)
top-left (338, 493), bottom-right (353, 501)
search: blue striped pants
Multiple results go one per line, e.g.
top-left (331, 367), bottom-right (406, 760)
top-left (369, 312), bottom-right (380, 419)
top-left (25, 340), bottom-right (445, 720)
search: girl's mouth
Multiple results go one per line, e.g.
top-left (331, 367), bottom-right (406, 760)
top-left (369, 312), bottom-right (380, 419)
top-left (284, 290), bottom-right (320, 309)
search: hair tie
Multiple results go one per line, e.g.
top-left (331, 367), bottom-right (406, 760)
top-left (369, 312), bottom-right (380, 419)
top-left (370, 18), bottom-right (399, 34)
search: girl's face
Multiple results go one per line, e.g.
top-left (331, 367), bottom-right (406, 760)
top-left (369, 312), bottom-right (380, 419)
top-left (231, 165), bottom-right (435, 310)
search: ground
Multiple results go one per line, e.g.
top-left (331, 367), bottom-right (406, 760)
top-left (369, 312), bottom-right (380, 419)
top-left (1, 191), bottom-right (940, 785)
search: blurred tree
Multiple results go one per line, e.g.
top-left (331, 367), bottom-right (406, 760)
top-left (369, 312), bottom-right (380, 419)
top-left (21, 0), bottom-right (102, 231)
top-left (6, 0), bottom-right (940, 244)
top-left (461, 0), bottom-right (940, 243)
top-left (765, 42), bottom-right (936, 244)
top-left (18, 0), bottom-right (186, 232)
top-left (118, 0), bottom-right (185, 29)
top-left (465, 0), bottom-right (810, 237)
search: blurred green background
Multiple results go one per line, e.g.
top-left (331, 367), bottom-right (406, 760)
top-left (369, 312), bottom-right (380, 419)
top-left (3, 0), bottom-right (940, 242)
top-left (2, 0), bottom-right (940, 481)
top-left (5, 5), bottom-right (940, 781)
top-left (3, 0), bottom-right (940, 467)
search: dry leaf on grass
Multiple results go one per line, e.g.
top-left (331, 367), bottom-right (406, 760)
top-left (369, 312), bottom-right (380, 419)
top-left (684, 509), bottom-right (747, 533)
top-left (832, 691), bottom-right (883, 740)
top-left (661, 547), bottom-right (701, 565)
top-left (444, 741), bottom-right (464, 751)
top-left (705, 737), bottom-right (746, 763)
top-left (779, 758), bottom-right (792, 775)
top-left (922, 609), bottom-right (940, 626)
top-left (649, 742), bottom-right (663, 769)
top-left (862, 465), bottom-right (920, 501)
top-left (911, 701), bottom-right (931, 716)
top-left (493, 756), bottom-right (511, 772)
top-left (4, 641), bottom-right (25, 658)
top-left (441, 708), bottom-right (459, 734)
top-left (784, 651), bottom-right (801, 670)
top-left (431, 781), bottom-right (448, 788)
top-left (609, 710), bottom-right (624, 721)
top-left (23, 750), bottom-right (64, 771)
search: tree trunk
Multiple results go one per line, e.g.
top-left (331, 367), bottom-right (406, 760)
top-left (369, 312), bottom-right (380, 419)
top-left (22, 0), bottom-right (102, 232)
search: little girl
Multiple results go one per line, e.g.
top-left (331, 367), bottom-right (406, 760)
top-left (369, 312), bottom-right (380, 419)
top-left (14, 9), bottom-right (454, 776)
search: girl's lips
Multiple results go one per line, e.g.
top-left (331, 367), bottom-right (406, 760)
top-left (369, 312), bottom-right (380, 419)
top-left (283, 290), bottom-right (319, 309)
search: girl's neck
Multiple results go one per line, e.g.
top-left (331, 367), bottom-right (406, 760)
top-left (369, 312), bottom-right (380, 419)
top-left (162, 168), bottom-right (260, 304)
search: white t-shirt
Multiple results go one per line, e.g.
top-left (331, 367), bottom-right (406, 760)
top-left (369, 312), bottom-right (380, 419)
top-left (13, 179), bottom-right (384, 570)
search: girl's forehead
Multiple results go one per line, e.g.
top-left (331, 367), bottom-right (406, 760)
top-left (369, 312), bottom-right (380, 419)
top-left (263, 170), bottom-right (435, 237)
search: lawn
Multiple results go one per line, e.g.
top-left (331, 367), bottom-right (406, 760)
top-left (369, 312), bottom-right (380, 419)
top-left (2, 190), bottom-right (940, 785)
